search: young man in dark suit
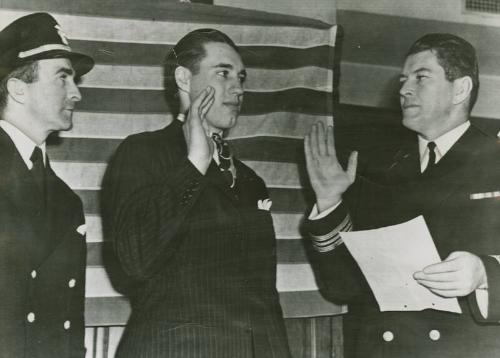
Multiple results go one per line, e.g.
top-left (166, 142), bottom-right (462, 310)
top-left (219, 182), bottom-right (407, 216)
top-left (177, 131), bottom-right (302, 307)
top-left (102, 29), bottom-right (291, 358)
top-left (0, 12), bottom-right (94, 358)
top-left (304, 33), bottom-right (500, 358)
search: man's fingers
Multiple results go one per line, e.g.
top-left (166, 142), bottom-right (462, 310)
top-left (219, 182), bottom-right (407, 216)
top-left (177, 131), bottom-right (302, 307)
top-left (421, 259), bottom-right (460, 274)
top-left (191, 86), bottom-right (213, 113)
top-left (315, 121), bottom-right (327, 156)
top-left (346, 151), bottom-right (358, 183)
top-left (325, 125), bottom-right (335, 156)
top-left (199, 95), bottom-right (215, 119)
top-left (198, 87), bottom-right (215, 111)
top-left (414, 270), bottom-right (458, 282)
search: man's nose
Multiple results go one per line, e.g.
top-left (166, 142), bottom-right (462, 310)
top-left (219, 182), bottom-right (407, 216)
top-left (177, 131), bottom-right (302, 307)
top-left (68, 80), bottom-right (82, 102)
top-left (231, 80), bottom-right (244, 97)
top-left (399, 80), bottom-right (413, 97)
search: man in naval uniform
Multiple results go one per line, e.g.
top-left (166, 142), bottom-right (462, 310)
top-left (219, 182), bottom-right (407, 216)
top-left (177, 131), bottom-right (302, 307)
top-left (304, 33), bottom-right (500, 357)
top-left (0, 12), bottom-right (94, 358)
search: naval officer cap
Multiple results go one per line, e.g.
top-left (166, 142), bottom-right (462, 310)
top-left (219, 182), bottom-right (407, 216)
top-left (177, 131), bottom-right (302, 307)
top-left (0, 12), bottom-right (94, 80)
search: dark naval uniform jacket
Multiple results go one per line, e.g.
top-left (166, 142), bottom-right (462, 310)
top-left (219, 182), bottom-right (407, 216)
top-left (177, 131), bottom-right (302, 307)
top-left (306, 124), bottom-right (500, 358)
top-left (101, 120), bottom-right (291, 358)
top-left (0, 127), bottom-right (87, 357)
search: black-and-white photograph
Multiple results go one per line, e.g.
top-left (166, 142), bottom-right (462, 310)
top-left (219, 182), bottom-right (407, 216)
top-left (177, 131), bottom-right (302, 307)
top-left (0, 1), bottom-right (499, 357)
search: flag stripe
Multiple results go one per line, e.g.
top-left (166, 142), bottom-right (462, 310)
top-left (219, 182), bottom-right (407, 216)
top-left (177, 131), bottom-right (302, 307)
top-left (82, 65), bottom-right (333, 92)
top-left (61, 112), bottom-right (330, 140)
top-left (84, 290), bottom-right (345, 327)
top-left (74, 187), bottom-right (311, 215)
top-left (86, 264), bottom-right (321, 298)
top-left (47, 137), bottom-right (304, 164)
top-left (82, 212), bottom-right (304, 244)
top-left (87, 238), bottom-right (309, 267)
top-left (51, 160), bottom-right (303, 190)
top-left (74, 87), bottom-right (332, 115)
top-left (72, 41), bottom-right (334, 69)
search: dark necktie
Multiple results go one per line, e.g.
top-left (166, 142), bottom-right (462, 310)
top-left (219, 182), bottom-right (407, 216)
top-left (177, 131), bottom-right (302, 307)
top-left (211, 133), bottom-right (235, 187)
top-left (424, 141), bottom-right (437, 172)
top-left (30, 146), bottom-right (47, 204)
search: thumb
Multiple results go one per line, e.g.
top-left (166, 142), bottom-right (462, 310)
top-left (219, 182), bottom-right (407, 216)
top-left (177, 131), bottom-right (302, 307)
top-left (444, 251), bottom-right (465, 261)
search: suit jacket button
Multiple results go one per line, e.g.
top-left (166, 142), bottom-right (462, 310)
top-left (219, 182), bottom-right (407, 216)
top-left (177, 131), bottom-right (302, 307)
top-left (27, 312), bottom-right (35, 323)
top-left (68, 279), bottom-right (76, 288)
top-left (429, 329), bottom-right (440, 341)
top-left (382, 331), bottom-right (394, 342)
top-left (64, 320), bottom-right (71, 330)
top-left (31, 270), bottom-right (37, 279)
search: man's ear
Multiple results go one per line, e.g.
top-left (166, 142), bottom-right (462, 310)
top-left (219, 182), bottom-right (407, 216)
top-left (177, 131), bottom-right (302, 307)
top-left (453, 76), bottom-right (473, 106)
top-left (174, 66), bottom-right (191, 94)
top-left (6, 77), bottom-right (27, 104)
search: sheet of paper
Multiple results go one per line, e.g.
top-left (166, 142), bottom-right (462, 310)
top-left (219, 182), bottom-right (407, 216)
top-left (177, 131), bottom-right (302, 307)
top-left (340, 216), bottom-right (462, 314)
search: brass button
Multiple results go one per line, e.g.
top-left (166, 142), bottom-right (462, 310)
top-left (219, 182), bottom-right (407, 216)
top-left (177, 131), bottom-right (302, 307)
top-left (27, 312), bottom-right (35, 323)
top-left (382, 331), bottom-right (394, 342)
top-left (429, 329), bottom-right (441, 341)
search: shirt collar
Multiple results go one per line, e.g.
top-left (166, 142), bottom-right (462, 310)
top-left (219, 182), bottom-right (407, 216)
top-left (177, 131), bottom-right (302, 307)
top-left (0, 120), bottom-right (46, 169)
top-left (418, 121), bottom-right (470, 172)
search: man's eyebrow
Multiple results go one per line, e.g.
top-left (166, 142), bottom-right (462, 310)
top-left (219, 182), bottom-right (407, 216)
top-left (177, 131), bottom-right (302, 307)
top-left (55, 67), bottom-right (75, 76)
top-left (212, 63), bottom-right (233, 69)
top-left (413, 67), bottom-right (432, 74)
top-left (399, 67), bottom-right (432, 79)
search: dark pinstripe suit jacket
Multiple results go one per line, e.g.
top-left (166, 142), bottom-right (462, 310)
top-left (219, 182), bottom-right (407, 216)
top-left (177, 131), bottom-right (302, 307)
top-left (102, 120), bottom-right (291, 358)
top-left (0, 128), bottom-right (87, 358)
top-left (306, 124), bottom-right (500, 358)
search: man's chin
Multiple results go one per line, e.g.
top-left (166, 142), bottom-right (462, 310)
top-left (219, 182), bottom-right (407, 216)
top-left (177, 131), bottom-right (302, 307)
top-left (402, 116), bottom-right (418, 130)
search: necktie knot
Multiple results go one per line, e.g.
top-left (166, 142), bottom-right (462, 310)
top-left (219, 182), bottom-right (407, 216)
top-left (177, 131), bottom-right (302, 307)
top-left (211, 133), bottom-right (231, 170)
top-left (30, 146), bottom-right (44, 168)
top-left (425, 141), bottom-right (437, 172)
top-left (30, 146), bottom-right (47, 205)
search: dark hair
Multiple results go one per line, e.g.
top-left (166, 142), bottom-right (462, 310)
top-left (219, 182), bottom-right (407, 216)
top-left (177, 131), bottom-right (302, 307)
top-left (406, 33), bottom-right (479, 112)
top-left (0, 61), bottom-right (39, 114)
top-left (163, 28), bottom-right (239, 113)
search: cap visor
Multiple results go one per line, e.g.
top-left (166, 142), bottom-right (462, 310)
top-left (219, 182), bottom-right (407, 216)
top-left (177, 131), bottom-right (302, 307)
top-left (22, 49), bottom-right (94, 77)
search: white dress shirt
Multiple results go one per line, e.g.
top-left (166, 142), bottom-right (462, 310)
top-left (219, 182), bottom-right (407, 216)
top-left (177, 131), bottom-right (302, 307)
top-left (0, 120), bottom-right (46, 169)
top-left (418, 121), bottom-right (470, 172)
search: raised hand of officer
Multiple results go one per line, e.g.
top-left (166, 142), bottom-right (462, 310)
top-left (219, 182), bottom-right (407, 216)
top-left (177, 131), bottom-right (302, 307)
top-left (304, 121), bottom-right (358, 212)
top-left (184, 86), bottom-right (215, 174)
top-left (414, 251), bottom-right (488, 297)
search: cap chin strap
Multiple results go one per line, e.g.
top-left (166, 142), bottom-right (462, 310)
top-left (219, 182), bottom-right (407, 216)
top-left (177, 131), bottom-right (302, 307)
top-left (18, 44), bottom-right (71, 58)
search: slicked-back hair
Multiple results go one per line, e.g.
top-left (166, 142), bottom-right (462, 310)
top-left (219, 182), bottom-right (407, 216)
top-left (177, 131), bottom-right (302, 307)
top-left (163, 28), bottom-right (240, 114)
top-left (0, 61), bottom-right (39, 115)
top-left (406, 33), bottom-right (479, 112)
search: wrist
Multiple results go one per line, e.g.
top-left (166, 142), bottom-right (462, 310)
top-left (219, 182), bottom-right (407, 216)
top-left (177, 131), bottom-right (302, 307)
top-left (317, 195), bottom-right (342, 213)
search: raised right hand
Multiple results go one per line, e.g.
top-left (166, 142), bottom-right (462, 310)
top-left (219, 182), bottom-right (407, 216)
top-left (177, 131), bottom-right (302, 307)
top-left (183, 86), bottom-right (215, 174)
top-left (304, 121), bottom-right (358, 212)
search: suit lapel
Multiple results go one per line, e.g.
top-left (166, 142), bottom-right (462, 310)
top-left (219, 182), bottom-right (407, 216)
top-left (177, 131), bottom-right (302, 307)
top-left (36, 157), bottom-right (82, 266)
top-left (205, 160), bottom-right (239, 203)
top-left (383, 140), bottom-right (420, 184)
top-left (0, 128), bottom-right (41, 216)
top-left (0, 128), bottom-right (53, 266)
